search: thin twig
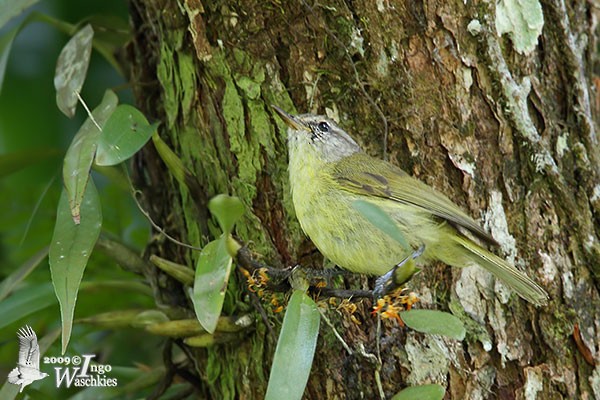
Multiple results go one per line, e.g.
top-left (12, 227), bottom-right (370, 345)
top-left (318, 308), bottom-right (353, 355)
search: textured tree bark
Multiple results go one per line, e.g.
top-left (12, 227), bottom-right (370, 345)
top-left (127, 0), bottom-right (600, 398)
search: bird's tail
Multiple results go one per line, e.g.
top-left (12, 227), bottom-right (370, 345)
top-left (452, 236), bottom-right (548, 306)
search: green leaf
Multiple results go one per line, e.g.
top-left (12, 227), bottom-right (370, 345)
top-left (353, 199), bottom-right (409, 250)
top-left (208, 194), bottom-right (245, 235)
top-left (0, 148), bottom-right (61, 178)
top-left (192, 239), bottom-right (233, 333)
top-left (0, 246), bottom-right (48, 301)
top-left (400, 309), bottom-right (466, 340)
top-left (0, 24), bottom-right (19, 95)
top-left (54, 24), bottom-right (94, 117)
top-left (49, 180), bottom-right (102, 353)
top-left (392, 384), bottom-right (446, 400)
top-left (151, 132), bottom-right (189, 186)
top-left (0, 283), bottom-right (56, 330)
top-left (265, 290), bottom-right (320, 400)
top-left (95, 105), bottom-right (157, 166)
top-left (0, 0), bottom-right (39, 31)
top-left (63, 90), bottom-right (117, 224)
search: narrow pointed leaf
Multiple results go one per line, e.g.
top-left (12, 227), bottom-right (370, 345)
top-left (265, 290), bottom-right (320, 400)
top-left (353, 200), bottom-right (409, 250)
top-left (0, 246), bottom-right (48, 301)
top-left (54, 24), bottom-right (94, 117)
top-left (49, 180), bottom-right (102, 353)
top-left (192, 239), bottom-right (232, 333)
top-left (95, 105), bottom-right (157, 166)
top-left (208, 194), bottom-right (245, 236)
top-left (0, 283), bottom-right (56, 330)
top-left (392, 384), bottom-right (445, 400)
top-left (63, 90), bottom-right (117, 224)
top-left (400, 309), bottom-right (466, 340)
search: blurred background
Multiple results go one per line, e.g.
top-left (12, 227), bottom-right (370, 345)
top-left (0, 1), bottom-right (165, 397)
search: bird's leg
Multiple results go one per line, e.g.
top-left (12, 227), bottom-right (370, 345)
top-left (373, 244), bottom-right (425, 299)
top-left (371, 245), bottom-right (425, 323)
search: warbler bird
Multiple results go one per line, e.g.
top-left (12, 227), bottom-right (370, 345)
top-left (273, 106), bottom-right (548, 306)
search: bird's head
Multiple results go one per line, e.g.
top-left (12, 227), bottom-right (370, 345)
top-left (272, 105), bottom-right (361, 163)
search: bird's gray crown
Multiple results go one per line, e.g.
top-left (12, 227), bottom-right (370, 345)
top-left (289, 113), bottom-right (361, 162)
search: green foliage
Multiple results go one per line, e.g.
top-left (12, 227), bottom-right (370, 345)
top-left (192, 239), bottom-right (234, 334)
top-left (208, 194), bottom-right (245, 236)
top-left (54, 24), bottom-right (94, 117)
top-left (62, 90), bottom-right (117, 223)
top-left (49, 181), bottom-right (102, 353)
top-left (193, 195), bottom-right (245, 333)
top-left (95, 105), bottom-right (158, 166)
top-left (265, 290), bottom-right (320, 400)
top-left (400, 309), bottom-right (466, 340)
top-left (391, 384), bottom-right (445, 400)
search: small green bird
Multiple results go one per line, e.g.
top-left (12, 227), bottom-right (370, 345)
top-left (272, 106), bottom-right (548, 306)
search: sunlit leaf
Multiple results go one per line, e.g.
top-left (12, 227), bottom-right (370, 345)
top-left (0, 0), bottom-right (39, 31)
top-left (391, 384), bottom-right (445, 400)
top-left (353, 200), bottom-right (409, 250)
top-left (95, 105), bottom-right (157, 166)
top-left (0, 148), bottom-right (61, 179)
top-left (400, 309), bottom-right (466, 340)
top-left (208, 194), bottom-right (245, 236)
top-left (0, 246), bottom-right (48, 301)
top-left (49, 180), bottom-right (102, 353)
top-left (265, 290), bottom-right (320, 400)
top-left (63, 90), bottom-right (117, 224)
top-left (54, 24), bottom-right (94, 117)
top-left (192, 239), bottom-right (232, 334)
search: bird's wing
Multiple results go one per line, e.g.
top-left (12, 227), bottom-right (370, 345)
top-left (17, 326), bottom-right (41, 370)
top-left (331, 153), bottom-right (497, 244)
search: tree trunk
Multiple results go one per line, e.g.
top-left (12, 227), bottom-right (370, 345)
top-left (127, 0), bottom-right (600, 398)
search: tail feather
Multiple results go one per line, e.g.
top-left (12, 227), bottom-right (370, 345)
top-left (454, 237), bottom-right (548, 306)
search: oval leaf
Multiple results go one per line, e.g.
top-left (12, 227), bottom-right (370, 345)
top-left (392, 384), bottom-right (446, 400)
top-left (49, 180), bottom-right (102, 353)
top-left (208, 194), bottom-right (245, 235)
top-left (353, 200), bottom-right (409, 250)
top-left (400, 309), bottom-right (466, 340)
top-left (95, 105), bottom-right (158, 166)
top-left (63, 90), bottom-right (117, 224)
top-left (265, 290), bottom-right (320, 400)
top-left (192, 239), bottom-right (233, 333)
top-left (54, 24), bottom-right (94, 117)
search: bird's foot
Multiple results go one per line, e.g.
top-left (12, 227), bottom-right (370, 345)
top-left (373, 245), bottom-right (425, 299)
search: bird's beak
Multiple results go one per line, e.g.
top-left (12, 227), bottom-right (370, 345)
top-left (271, 105), bottom-right (309, 131)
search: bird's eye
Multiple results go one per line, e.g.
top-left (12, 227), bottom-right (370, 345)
top-left (317, 121), bottom-right (330, 132)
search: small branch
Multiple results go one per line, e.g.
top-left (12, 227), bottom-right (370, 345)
top-left (95, 235), bottom-right (150, 275)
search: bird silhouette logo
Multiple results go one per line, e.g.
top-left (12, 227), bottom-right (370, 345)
top-left (7, 325), bottom-right (48, 392)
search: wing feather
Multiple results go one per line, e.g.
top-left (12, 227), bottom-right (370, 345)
top-left (332, 153), bottom-right (497, 244)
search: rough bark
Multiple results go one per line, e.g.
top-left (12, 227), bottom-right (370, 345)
top-left (127, 0), bottom-right (600, 398)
